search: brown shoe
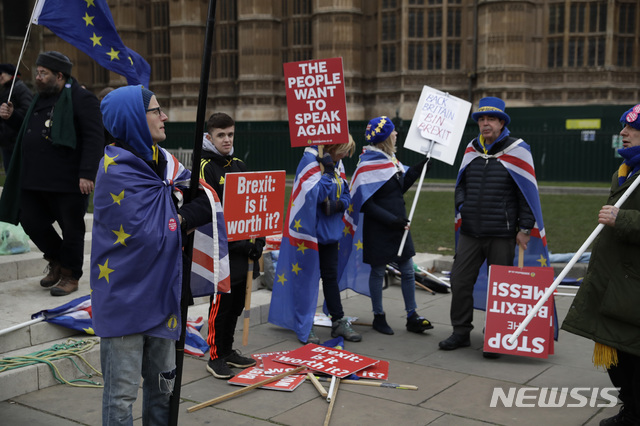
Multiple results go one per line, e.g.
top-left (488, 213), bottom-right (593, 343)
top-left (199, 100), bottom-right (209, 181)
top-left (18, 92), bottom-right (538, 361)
top-left (50, 268), bottom-right (78, 296)
top-left (40, 261), bottom-right (61, 288)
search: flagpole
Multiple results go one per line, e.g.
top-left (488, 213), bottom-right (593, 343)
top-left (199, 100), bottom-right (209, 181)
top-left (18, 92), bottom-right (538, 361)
top-left (168, 0), bottom-right (217, 424)
top-left (0, 318), bottom-right (44, 336)
top-left (397, 140), bottom-right (435, 256)
top-left (508, 174), bottom-right (640, 344)
top-left (6, 0), bottom-right (41, 102)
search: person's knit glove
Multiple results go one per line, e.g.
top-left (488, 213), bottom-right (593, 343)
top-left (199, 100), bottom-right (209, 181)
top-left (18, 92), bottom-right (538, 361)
top-left (247, 238), bottom-right (265, 261)
top-left (391, 216), bottom-right (409, 230)
top-left (320, 199), bottom-right (345, 216)
top-left (317, 153), bottom-right (335, 175)
top-left (415, 157), bottom-right (432, 173)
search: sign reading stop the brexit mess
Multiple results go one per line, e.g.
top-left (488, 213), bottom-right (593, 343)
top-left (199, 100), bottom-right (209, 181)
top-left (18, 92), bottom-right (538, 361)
top-left (484, 265), bottom-right (555, 359)
top-left (222, 171), bottom-right (286, 241)
top-left (283, 57), bottom-right (349, 147)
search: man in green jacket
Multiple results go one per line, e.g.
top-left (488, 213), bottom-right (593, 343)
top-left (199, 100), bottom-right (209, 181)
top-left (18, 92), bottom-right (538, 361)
top-left (562, 104), bottom-right (640, 426)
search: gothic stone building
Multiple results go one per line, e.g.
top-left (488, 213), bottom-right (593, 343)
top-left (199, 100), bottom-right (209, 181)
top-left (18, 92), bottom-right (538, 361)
top-left (3, 0), bottom-right (639, 122)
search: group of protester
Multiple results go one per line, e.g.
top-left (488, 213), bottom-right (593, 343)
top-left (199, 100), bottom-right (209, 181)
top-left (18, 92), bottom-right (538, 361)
top-left (0, 51), bottom-right (638, 426)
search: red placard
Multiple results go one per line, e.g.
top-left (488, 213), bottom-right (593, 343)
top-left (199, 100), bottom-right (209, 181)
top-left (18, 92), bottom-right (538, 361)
top-left (484, 265), bottom-right (555, 358)
top-left (222, 171), bottom-right (286, 241)
top-left (274, 344), bottom-right (379, 378)
top-left (355, 360), bottom-right (389, 380)
top-left (228, 367), bottom-right (306, 392)
top-left (283, 57), bottom-right (349, 147)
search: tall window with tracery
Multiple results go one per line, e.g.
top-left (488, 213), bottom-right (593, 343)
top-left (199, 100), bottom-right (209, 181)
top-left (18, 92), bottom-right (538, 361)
top-left (147, 0), bottom-right (170, 81)
top-left (282, 0), bottom-right (312, 63)
top-left (215, 0), bottom-right (238, 80)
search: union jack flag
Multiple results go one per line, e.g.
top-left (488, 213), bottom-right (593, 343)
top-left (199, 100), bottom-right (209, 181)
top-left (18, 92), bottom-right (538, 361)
top-left (337, 146), bottom-right (403, 295)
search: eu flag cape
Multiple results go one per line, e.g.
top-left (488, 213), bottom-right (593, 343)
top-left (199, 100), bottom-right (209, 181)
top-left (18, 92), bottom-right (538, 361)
top-left (90, 145), bottom-right (229, 340)
top-left (32, 0), bottom-right (150, 87)
top-left (269, 147), bottom-right (351, 342)
top-left (455, 137), bottom-right (559, 338)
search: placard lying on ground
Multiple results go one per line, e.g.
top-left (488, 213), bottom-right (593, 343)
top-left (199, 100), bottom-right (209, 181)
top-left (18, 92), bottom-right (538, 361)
top-left (228, 367), bottom-right (306, 391)
top-left (222, 171), bottom-right (286, 241)
top-left (484, 265), bottom-right (555, 359)
top-left (403, 85), bottom-right (471, 165)
top-left (355, 360), bottom-right (389, 380)
top-left (283, 57), bottom-right (349, 147)
top-left (274, 343), bottom-right (379, 378)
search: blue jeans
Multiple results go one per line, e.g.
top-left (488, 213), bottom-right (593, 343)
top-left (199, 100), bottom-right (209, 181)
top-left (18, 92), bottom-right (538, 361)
top-left (368, 258), bottom-right (417, 315)
top-left (101, 335), bottom-right (176, 426)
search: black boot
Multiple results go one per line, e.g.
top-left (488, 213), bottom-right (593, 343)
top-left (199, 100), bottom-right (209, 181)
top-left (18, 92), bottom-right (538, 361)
top-left (372, 313), bottom-right (394, 335)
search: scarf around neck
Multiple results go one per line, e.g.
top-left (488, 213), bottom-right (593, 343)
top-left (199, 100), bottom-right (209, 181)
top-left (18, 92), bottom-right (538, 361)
top-left (617, 145), bottom-right (640, 185)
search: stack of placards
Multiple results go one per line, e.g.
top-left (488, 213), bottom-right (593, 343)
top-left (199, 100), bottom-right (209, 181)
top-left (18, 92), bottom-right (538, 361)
top-left (228, 344), bottom-right (388, 391)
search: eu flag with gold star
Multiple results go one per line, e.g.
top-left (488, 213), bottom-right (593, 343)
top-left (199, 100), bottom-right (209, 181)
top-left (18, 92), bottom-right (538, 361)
top-left (32, 0), bottom-right (150, 87)
top-left (90, 145), bottom-right (189, 339)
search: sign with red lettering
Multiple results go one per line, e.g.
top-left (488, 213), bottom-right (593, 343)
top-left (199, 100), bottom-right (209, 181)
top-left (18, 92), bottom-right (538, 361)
top-left (484, 265), bottom-right (555, 358)
top-left (283, 57), bottom-right (349, 147)
top-left (355, 360), bottom-right (389, 380)
top-left (222, 171), bottom-right (286, 241)
top-left (274, 344), bottom-right (379, 378)
top-left (404, 85), bottom-right (471, 165)
top-left (228, 367), bottom-right (306, 391)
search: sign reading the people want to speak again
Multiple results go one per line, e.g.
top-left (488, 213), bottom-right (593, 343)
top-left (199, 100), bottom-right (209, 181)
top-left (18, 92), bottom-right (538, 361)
top-left (283, 57), bottom-right (349, 147)
top-left (222, 171), bottom-right (286, 241)
top-left (404, 85), bottom-right (472, 165)
top-left (274, 344), bottom-right (379, 378)
top-left (484, 265), bottom-right (555, 359)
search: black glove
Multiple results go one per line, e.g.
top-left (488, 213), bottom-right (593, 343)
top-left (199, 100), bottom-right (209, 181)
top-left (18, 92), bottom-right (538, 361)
top-left (391, 216), bottom-right (409, 230)
top-left (317, 153), bottom-right (335, 175)
top-left (247, 238), bottom-right (265, 261)
top-left (320, 199), bottom-right (345, 216)
top-left (415, 157), bottom-right (432, 173)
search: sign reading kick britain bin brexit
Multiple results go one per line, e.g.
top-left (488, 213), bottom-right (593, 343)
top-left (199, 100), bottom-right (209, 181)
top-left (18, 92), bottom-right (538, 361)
top-left (222, 171), bottom-right (286, 241)
top-left (484, 265), bottom-right (555, 359)
top-left (283, 57), bottom-right (349, 147)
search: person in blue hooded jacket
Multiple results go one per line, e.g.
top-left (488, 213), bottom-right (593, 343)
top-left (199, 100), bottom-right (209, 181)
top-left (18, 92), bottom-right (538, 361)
top-left (93, 85), bottom-right (211, 425)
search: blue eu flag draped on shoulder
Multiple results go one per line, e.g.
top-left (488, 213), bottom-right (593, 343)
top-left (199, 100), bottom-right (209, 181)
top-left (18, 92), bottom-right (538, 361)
top-left (32, 0), bottom-right (150, 87)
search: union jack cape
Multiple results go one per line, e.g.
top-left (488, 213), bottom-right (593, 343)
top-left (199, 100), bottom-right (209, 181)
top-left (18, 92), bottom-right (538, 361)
top-left (268, 147), bottom-right (348, 342)
top-left (455, 137), bottom-right (558, 337)
top-left (337, 146), bottom-right (404, 296)
top-left (90, 145), bottom-right (229, 340)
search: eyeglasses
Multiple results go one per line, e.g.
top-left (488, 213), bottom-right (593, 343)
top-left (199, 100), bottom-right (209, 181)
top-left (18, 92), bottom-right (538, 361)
top-left (146, 107), bottom-right (165, 117)
top-left (35, 70), bottom-right (52, 78)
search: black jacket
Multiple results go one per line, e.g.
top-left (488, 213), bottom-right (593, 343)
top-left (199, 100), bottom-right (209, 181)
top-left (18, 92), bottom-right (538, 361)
top-left (20, 78), bottom-right (104, 192)
top-left (455, 136), bottom-right (535, 238)
top-left (361, 160), bottom-right (425, 266)
top-left (0, 79), bottom-right (33, 148)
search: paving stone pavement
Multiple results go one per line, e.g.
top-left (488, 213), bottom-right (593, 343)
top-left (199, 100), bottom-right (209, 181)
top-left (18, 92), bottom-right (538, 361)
top-left (0, 247), bottom-right (616, 426)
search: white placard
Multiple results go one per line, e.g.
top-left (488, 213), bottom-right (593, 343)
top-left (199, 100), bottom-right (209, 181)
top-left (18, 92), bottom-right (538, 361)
top-left (403, 85), bottom-right (472, 165)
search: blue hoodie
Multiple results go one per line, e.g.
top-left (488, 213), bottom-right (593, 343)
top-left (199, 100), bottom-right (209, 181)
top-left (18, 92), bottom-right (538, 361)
top-left (101, 85), bottom-right (154, 161)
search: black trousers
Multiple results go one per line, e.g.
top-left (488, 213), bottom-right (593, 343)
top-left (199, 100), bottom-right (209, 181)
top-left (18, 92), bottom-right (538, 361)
top-left (608, 350), bottom-right (640, 423)
top-left (318, 242), bottom-right (343, 321)
top-left (20, 189), bottom-right (88, 279)
top-left (207, 252), bottom-right (249, 359)
top-left (449, 234), bottom-right (515, 335)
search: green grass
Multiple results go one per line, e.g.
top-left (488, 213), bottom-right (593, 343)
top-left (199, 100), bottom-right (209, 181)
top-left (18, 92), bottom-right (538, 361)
top-left (407, 190), bottom-right (605, 256)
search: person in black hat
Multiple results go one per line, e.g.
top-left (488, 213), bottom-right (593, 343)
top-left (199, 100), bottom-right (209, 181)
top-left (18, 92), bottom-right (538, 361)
top-left (562, 104), bottom-right (640, 426)
top-left (0, 51), bottom-right (104, 296)
top-left (438, 97), bottom-right (535, 357)
top-left (0, 63), bottom-right (33, 172)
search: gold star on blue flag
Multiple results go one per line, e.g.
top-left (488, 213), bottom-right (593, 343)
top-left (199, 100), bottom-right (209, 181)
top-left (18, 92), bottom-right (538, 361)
top-left (32, 0), bottom-right (150, 87)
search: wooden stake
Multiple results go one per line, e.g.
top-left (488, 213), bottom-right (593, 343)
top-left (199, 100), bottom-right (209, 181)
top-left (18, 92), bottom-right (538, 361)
top-left (323, 377), bottom-right (340, 426)
top-left (306, 373), bottom-right (328, 397)
top-left (187, 366), bottom-right (305, 412)
top-left (415, 280), bottom-right (436, 295)
top-left (518, 245), bottom-right (524, 268)
top-left (242, 259), bottom-right (253, 346)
